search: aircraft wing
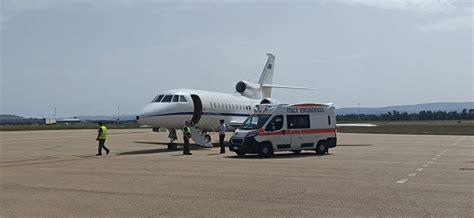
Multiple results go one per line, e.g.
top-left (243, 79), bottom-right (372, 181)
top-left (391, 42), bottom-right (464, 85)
top-left (336, 123), bottom-right (378, 127)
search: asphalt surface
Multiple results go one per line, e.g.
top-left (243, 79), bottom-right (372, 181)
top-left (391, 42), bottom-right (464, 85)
top-left (1, 129), bottom-right (473, 217)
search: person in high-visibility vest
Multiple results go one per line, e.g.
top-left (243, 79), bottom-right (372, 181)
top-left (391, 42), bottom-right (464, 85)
top-left (182, 121), bottom-right (192, 155)
top-left (96, 122), bottom-right (110, 156)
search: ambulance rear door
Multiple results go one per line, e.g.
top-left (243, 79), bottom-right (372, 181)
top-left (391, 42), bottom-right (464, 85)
top-left (287, 114), bottom-right (311, 149)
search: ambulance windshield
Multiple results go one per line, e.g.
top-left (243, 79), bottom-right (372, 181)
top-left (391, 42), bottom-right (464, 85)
top-left (239, 114), bottom-right (271, 130)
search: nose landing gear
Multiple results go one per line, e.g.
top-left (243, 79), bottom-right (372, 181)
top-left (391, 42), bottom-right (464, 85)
top-left (167, 129), bottom-right (178, 150)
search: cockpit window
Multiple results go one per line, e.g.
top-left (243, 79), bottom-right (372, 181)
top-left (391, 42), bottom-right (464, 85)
top-left (172, 95), bottom-right (179, 102)
top-left (162, 95), bottom-right (173, 102)
top-left (152, 95), bottom-right (164, 103)
top-left (179, 95), bottom-right (187, 102)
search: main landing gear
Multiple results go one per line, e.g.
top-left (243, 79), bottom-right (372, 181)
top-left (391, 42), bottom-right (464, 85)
top-left (167, 129), bottom-right (178, 150)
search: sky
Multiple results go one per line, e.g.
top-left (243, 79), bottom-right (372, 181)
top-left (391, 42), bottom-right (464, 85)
top-left (1, 0), bottom-right (472, 118)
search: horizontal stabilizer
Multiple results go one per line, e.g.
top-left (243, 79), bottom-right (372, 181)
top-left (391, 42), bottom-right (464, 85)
top-left (261, 84), bottom-right (317, 90)
top-left (336, 124), bottom-right (378, 127)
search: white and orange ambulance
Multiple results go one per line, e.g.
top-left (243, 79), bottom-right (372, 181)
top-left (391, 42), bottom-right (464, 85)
top-left (229, 103), bottom-right (337, 157)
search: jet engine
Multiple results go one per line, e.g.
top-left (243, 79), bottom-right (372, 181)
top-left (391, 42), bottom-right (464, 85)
top-left (235, 81), bottom-right (261, 99)
top-left (259, 98), bottom-right (280, 104)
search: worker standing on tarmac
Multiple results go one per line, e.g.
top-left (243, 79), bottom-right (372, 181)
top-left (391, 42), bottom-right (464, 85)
top-left (96, 122), bottom-right (110, 156)
top-left (218, 119), bottom-right (227, 154)
top-left (182, 121), bottom-right (192, 155)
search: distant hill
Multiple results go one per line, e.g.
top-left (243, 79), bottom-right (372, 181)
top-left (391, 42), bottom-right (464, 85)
top-left (0, 114), bottom-right (25, 120)
top-left (75, 115), bottom-right (137, 121)
top-left (337, 102), bottom-right (474, 115)
top-left (3, 102), bottom-right (473, 119)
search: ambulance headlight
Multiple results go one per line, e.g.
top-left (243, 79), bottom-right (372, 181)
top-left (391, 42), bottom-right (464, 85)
top-left (246, 131), bottom-right (260, 138)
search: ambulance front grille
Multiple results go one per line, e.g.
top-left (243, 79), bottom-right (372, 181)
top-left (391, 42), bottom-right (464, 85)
top-left (231, 138), bottom-right (243, 145)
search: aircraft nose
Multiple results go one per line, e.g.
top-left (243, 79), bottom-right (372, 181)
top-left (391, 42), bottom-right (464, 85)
top-left (137, 103), bottom-right (164, 126)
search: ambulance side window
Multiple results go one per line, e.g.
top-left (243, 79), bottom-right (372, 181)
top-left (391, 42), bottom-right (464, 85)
top-left (265, 115), bottom-right (283, 131)
top-left (287, 115), bottom-right (310, 129)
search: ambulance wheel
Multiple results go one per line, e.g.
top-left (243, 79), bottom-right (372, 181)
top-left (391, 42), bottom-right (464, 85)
top-left (204, 134), bottom-right (211, 142)
top-left (258, 143), bottom-right (274, 158)
top-left (316, 141), bottom-right (327, 155)
top-left (292, 150), bottom-right (302, 154)
top-left (236, 151), bottom-right (246, 157)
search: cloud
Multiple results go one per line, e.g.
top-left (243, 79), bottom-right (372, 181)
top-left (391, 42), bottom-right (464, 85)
top-left (0, 0), bottom-right (53, 28)
top-left (343, 0), bottom-right (459, 13)
top-left (420, 15), bottom-right (473, 32)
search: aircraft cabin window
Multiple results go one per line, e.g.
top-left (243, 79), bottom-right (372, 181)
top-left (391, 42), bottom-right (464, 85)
top-left (179, 95), bottom-right (187, 102)
top-left (162, 95), bottom-right (173, 102)
top-left (172, 95), bottom-right (179, 102)
top-left (153, 95), bottom-right (164, 103)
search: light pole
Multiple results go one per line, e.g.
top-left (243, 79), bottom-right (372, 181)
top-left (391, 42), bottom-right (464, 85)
top-left (117, 106), bottom-right (120, 122)
top-left (54, 107), bottom-right (57, 119)
top-left (357, 103), bottom-right (360, 121)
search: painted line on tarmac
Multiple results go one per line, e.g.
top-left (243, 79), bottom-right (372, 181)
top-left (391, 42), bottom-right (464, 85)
top-left (396, 178), bottom-right (408, 184)
top-left (422, 164), bottom-right (428, 167)
top-left (416, 168), bottom-right (423, 171)
top-left (408, 173), bottom-right (417, 177)
top-left (450, 136), bottom-right (466, 147)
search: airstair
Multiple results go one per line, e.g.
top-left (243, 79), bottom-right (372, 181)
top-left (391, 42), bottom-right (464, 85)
top-left (190, 126), bottom-right (213, 147)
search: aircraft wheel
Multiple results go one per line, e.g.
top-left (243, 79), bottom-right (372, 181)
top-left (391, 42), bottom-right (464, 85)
top-left (168, 143), bottom-right (177, 150)
top-left (258, 143), bottom-right (274, 158)
top-left (316, 141), bottom-right (327, 155)
top-left (204, 134), bottom-right (211, 142)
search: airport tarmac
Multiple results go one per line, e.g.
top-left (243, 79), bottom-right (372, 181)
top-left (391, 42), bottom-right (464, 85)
top-left (1, 129), bottom-right (473, 217)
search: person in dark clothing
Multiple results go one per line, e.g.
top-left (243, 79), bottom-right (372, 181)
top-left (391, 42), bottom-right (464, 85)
top-left (182, 121), bottom-right (192, 155)
top-left (218, 119), bottom-right (227, 154)
top-left (96, 122), bottom-right (110, 156)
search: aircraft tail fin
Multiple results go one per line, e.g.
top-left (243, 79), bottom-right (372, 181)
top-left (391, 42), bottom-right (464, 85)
top-left (258, 53), bottom-right (275, 98)
top-left (257, 53), bottom-right (316, 99)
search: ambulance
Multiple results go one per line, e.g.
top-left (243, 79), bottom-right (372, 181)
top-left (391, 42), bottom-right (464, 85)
top-left (229, 103), bottom-right (337, 157)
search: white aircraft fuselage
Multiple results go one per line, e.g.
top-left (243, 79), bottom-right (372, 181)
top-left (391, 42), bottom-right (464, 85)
top-left (137, 88), bottom-right (260, 131)
top-left (136, 52), bottom-right (316, 135)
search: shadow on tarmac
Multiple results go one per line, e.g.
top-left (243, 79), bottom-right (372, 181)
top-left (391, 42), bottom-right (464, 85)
top-left (225, 152), bottom-right (333, 159)
top-left (117, 142), bottom-right (211, 155)
top-left (117, 148), bottom-right (175, 155)
top-left (133, 141), bottom-right (170, 146)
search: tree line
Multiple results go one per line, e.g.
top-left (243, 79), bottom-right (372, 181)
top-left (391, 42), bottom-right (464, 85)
top-left (336, 109), bottom-right (474, 121)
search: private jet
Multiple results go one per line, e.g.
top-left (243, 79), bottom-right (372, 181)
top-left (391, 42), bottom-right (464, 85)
top-left (136, 53), bottom-right (316, 148)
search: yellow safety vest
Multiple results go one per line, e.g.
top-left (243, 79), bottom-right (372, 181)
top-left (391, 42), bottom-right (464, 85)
top-left (183, 126), bottom-right (191, 135)
top-left (99, 126), bottom-right (107, 139)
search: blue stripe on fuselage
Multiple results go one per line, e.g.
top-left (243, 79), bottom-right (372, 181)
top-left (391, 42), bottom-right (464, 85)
top-left (142, 112), bottom-right (251, 118)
